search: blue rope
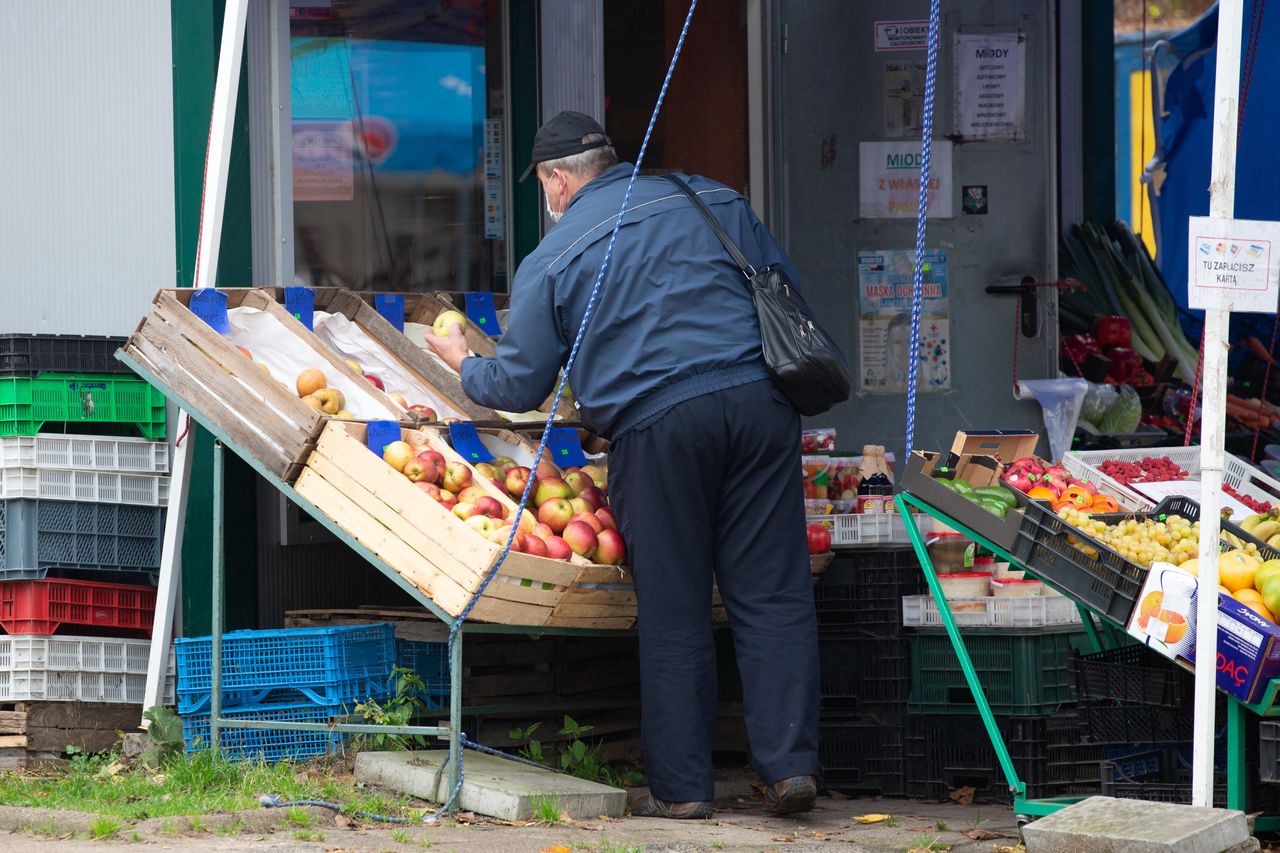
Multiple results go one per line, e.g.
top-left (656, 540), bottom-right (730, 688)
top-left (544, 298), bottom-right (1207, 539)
top-left (425, 0), bottom-right (702, 820)
top-left (904, 0), bottom-right (942, 459)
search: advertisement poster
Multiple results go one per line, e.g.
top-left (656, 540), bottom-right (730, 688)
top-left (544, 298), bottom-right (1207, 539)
top-left (293, 120), bottom-right (354, 202)
top-left (858, 140), bottom-right (953, 218)
top-left (857, 250), bottom-right (950, 393)
top-left (955, 32), bottom-right (1026, 142)
top-left (884, 61), bottom-right (926, 138)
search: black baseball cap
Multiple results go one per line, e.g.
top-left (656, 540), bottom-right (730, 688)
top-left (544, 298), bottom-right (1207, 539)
top-left (518, 111), bottom-right (612, 181)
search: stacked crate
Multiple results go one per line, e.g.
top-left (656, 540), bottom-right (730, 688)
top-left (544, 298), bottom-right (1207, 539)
top-left (175, 624), bottom-right (396, 761)
top-left (815, 548), bottom-right (927, 796)
top-left (0, 336), bottom-right (170, 766)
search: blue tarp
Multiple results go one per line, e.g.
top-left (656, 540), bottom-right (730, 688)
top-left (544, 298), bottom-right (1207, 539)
top-left (1148, 2), bottom-right (1280, 340)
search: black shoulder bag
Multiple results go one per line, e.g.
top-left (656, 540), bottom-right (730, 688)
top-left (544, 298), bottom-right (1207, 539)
top-left (663, 175), bottom-right (851, 416)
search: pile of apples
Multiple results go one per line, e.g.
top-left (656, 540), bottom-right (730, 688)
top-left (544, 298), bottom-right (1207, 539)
top-left (381, 439), bottom-right (625, 565)
top-left (343, 359), bottom-right (440, 422)
top-left (295, 368), bottom-right (353, 419)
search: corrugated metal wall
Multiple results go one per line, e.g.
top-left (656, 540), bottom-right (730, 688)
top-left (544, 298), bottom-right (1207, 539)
top-left (0, 2), bottom-right (176, 335)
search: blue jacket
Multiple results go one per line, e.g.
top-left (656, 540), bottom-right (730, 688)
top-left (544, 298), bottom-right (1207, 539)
top-left (460, 163), bottom-right (801, 438)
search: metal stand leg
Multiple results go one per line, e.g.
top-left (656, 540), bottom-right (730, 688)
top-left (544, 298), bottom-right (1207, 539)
top-left (210, 440), bottom-right (224, 756)
top-left (449, 628), bottom-right (463, 811)
top-left (1228, 698), bottom-right (1247, 811)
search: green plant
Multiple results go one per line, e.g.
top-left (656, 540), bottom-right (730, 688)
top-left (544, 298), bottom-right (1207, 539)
top-left (710, 842), bottom-right (726, 850)
top-left (292, 828), bottom-right (324, 842)
top-left (508, 722), bottom-right (545, 763)
top-left (89, 816), bottom-right (121, 839)
top-left (935, 820), bottom-right (949, 831)
top-left (285, 807), bottom-right (312, 827)
top-left (66, 744), bottom-right (115, 775)
top-left (884, 815), bottom-right (899, 827)
top-left (531, 794), bottom-right (563, 825)
top-left (129, 831), bottom-right (142, 842)
top-left (354, 668), bottom-right (429, 751)
top-left (908, 837), bottom-right (951, 853)
top-left (189, 815), bottom-right (207, 832)
top-left (509, 716), bottom-right (617, 784)
top-left (140, 706), bottom-right (184, 769)
top-left (216, 820), bottom-right (244, 836)
top-left (392, 829), bottom-right (411, 843)
top-left (597, 843), bottom-right (642, 853)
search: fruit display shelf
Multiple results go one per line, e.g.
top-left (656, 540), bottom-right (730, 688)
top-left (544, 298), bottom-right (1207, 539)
top-left (256, 287), bottom-right (514, 424)
top-left (121, 288), bottom-right (404, 481)
top-left (292, 420), bottom-right (636, 629)
top-left (1063, 445), bottom-right (1280, 513)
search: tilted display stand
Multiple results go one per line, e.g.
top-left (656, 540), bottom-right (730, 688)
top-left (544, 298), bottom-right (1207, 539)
top-left (895, 491), bottom-right (1278, 833)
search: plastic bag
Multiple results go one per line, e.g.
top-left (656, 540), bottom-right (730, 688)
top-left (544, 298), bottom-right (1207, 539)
top-left (1080, 382), bottom-right (1119, 428)
top-left (1098, 384), bottom-right (1142, 434)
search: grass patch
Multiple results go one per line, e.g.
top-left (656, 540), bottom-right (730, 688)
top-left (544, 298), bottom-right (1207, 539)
top-left (597, 843), bottom-right (642, 853)
top-left (285, 807), bottom-right (312, 827)
top-left (89, 816), bottom-right (120, 839)
top-left (935, 820), bottom-right (949, 832)
top-left (530, 794), bottom-right (563, 825)
top-left (129, 831), bottom-right (142, 842)
top-left (0, 750), bottom-right (416, 822)
top-left (189, 815), bottom-right (207, 832)
top-left (710, 842), bottom-right (726, 850)
top-left (884, 815), bottom-right (899, 827)
top-left (292, 828), bottom-right (324, 842)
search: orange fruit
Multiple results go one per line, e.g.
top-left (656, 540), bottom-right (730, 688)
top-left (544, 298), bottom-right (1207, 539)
top-left (1220, 551), bottom-right (1259, 593)
top-left (1156, 610), bottom-right (1188, 644)
top-left (1234, 588), bottom-right (1276, 622)
top-left (1027, 486), bottom-right (1059, 502)
top-left (1137, 591), bottom-right (1163, 630)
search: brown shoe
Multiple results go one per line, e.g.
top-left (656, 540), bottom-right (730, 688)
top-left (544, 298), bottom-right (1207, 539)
top-left (763, 775), bottom-right (817, 815)
top-left (630, 792), bottom-right (714, 820)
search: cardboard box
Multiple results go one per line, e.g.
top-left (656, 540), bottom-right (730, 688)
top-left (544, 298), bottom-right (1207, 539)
top-left (1127, 562), bottom-right (1280, 704)
top-left (902, 449), bottom-right (1030, 552)
top-left (948, 430), bottom-right (1039, 466)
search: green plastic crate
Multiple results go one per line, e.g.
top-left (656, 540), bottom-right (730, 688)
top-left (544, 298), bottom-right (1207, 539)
top-left (0, 374), bottom-right (166, 439)
top-left (907, 626), bottom-right (1088, 716)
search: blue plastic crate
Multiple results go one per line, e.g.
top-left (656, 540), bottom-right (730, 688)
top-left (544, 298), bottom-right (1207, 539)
top-left (396, 639), bottom-right (449, 710)
top-left (182, 700), bottom-right (348, 762)
top-left (174, 624), bottom-right (395, 714)
top-left (0, 499), bottom-right (164, 573)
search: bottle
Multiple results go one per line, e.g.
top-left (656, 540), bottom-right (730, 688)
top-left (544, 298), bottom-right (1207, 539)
top-left (856, 445), bottom-right (894, 513)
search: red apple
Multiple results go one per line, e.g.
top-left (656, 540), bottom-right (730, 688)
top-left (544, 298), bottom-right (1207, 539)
top-left (452, 502), bottom-right (482, 521)
top-left (579, 465), bottom-right (607, 489)
top-left (407, 404), bottom-right (437, 421)
top-left (474, 496), bottom-right (507, 520)
top-left (443, 462), bottom-right (473, 494)
top-left (523, 535), bottom-right (548, 558)
top-left (562, 521), bottom-right (598, 559)
top-left (403, 459), bottom-right (432, 483)
top-left (492, 455), bottom-right (518, 473)
top-left (570, 511), bottom-right (604, 534)
top-left (438, 488), bottom-right (455, 503)
top-left (466, 514), bottom-right (498, 536)
top-left (537, 498), bottom-right (574, 533)
top-left (516, 509), bottom-right (537, 535)
top-left (440, 499), bottom-right (457, 511)
top-left (415, 481), bottom-right (441, 500)
top-left (235, 345), bottom-right (253, 360)
top-left (364, 374), bottom-right (385, 391)
top-left (534, 477), bottom-right (572, 507)
top-left (595, 506), bottom-right (617, 530)
top-left (418, 450), bottom-right (447, 473)
top-left (564, 471), bottom-right (592, 497)
top-left (544, 536), bottom-right (573, 561)
top-left (578, 486), bottom-right (608, 511)
top-left (595, 528), bottom-right (626, 565)
top-left (532, 523), bottom-right (555, 541)
top-left (486, 524), bottom-right (514, 545)
top-left (536, 461), bottom-right (561, 482)
top-left (569, 497), bottom-right (594, 516)
top-left (806, 524), bottom-right (832, 555)
top-left (505, 466), bottom-right (532, 499)
top-left (457, 485), bottom-right (488, 505)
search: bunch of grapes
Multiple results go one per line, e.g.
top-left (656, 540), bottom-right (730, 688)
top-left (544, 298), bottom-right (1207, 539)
top-left (1057, 507), bottom-right (1204, 568)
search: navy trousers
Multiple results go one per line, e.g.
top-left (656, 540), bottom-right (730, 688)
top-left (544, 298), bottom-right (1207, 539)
top-left (609, 379), bottom-right (820, 802)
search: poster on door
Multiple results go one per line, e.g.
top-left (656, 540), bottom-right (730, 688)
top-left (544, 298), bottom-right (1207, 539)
top-left (884, 61), bottom-right (926, 138)
top-left (857, 249), bottom-right (950, 394)
top-left (858, 140), bottom-right (953, 218)
top-left (293, 120), bottom-right (354, 202)
top-left (954, 32), bottom-right (1026, 142)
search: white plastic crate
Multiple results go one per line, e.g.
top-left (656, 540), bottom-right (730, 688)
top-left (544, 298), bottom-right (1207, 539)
top-left (0, 467), bottom-right (169, 506)
top-left (0, 635), bottom-right (174, 704)
top-left (900, 594), bottom-right (1083, 628)
top-left (0, 434), bottom-right (169, 473)
top-left (806, 512), bottom-right (928, 547)
top-left (1063, 447), bottom-right (1280, 512)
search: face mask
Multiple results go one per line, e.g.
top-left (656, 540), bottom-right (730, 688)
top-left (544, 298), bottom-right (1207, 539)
top-left (545, 193), bottom-right (563, 224)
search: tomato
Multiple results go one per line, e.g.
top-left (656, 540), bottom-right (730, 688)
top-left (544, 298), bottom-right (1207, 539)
top-left (807, 523), bottom-right (832, 555)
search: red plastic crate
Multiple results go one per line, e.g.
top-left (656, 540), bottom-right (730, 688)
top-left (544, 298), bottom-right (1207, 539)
top-left (0, 579), bottom-right (155, 635)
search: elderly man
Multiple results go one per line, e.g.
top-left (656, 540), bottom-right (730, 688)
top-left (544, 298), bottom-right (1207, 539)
top-left (427, 111), bottom-right (819, 819)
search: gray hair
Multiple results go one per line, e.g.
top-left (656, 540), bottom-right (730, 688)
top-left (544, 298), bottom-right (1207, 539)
top-left (536, 133), bottom-right (618, 180)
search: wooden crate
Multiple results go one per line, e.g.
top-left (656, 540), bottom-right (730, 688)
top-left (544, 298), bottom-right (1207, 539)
top-left (293, 420), bottom-right (636, 628)
top-left (258, 287), bottom-right (508, 423)
top-left (122, 289), bottom-right (404, 481)
top-left (0, 701), bottom-right (144, 769)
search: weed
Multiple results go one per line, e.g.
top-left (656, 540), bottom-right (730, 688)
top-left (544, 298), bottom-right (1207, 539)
top-left (216, 820), bottom-right (244, 836)
top-left (129, 831), bottom-right (142, 842)
top-left (907, 836), bottom-right (952, 853)
top-left (884, 815), bottom-right (899, 827)
top-left (597, 844), bottom-right (642, 853)
top-left (292, 828), bottom-right (324, 842)
top-left (285, 807), bottom-right (312, 827)
top-left (530, 793), bottom-right (563, 825)
top-left (935, 820), bottom-right (949, 831)
top-left (189, 815), bottom-right (207, 832)
top-left (140, 706), bottom-right (185, 768)
top-left (89, 816), bottom-right (120, 839)
top-left (354, 668), bottom-right (430, 751)
top-left (509, 716), bottom-right (640, 788)
top-left (710, 842), bottom-right (726, 850)
top-left (159, 819), bottom-right (180, 835)
top-left (969, 811), bottom-right (988, 829)
top-left (392, 829), bottom-right (412, 843)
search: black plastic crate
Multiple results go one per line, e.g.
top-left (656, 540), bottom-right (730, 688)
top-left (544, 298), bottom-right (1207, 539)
top-left (820, 713), bottom-right (906, 796)
top-left (1069, 644), bottom-right (1192, 707)
top-left (819, 635), bottom-right (910, 716)
top-left (1081, 705), bottom-right (1194, 745)
top-left (0, 335), bottom-right (130, 377)
top-left (814, 548), bottom-right (925, 638)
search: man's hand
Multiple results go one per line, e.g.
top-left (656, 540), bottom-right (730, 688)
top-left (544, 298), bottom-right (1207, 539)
top-left (425, 322), bottom-right (470, 374)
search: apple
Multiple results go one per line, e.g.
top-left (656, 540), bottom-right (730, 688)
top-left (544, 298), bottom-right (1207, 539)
top-left (474, 462), bottom-right (499, 480)
top-left (578, 487), bottom-right (608, 511)
top-left (407, 404), bottom-right (437, 422)
top-left (537, 498), bottom-right (574, 533)
top-left (492, 455), bottom-right (518, 473)
top-left (595, 528), bottom-right (626, 565)
top-left (388, 392), bottom-right (409, 409)
top-left (516, 509), bottom-right (537, 535)
top-left (534, 477), bottom-right (572, 507)
top-left (532, 523), bottom-right (555, 541)
top-left (296, 368), bottom-right (327, 397)
top-left (335, 410), bottom-right (354, 419)
top-left (382, 440), bottom-right (416, 472)
top-left (301, 394), bottom-right (325, 411)
top-left (504, 467), bottom-right (532, 499)
top-left (579, 465), bottom-right (607, 489)
top-left (438, 489), bottom-right (455, 503)
top-left (403, 459), bottom-right (432, 483)
top-left (536, 461), bottom-right (561, 482)
top-left (595, 506), bottom-right (617, 530)
top-left (1008, 457), bottom-right (1044, 477)
top-left (457, 485), bottom-right (488, 505)
top-left (235, 345), bottom-right (253, 361)
top-left (474, 496), bottom-right (507, 520)
top-left (544, 536), bottom-right (573, 561)
top-left (440, 499), bottom-right (457, 511)
top-left (344, 359), bottom-right (363, 375)
top-left (415, 481), bottom-right (441, 500)
top-left (452, 502), bottom-right (482, 520)
top-left (432, 309), bottom-right (468, 338)
top-left (417, 450), bottom-right (447, 473)
top-left (564, 471), bottom-right (592, 497)
top-left (570, 511), bottom-right (604, 534)
top-left (569, 497), bottom-right (594, 516)
top-left (562, 521), bottom-right (599, 559)
top-left (256, 363), bottom-right (271, 377)
top-left (364, 374), bottom-right (385, 391)
top-left (523, 535), bottom-right (548, 558)
top-left (486, 524), bottom-right (514, 545)
top-left (312, 387), bottom-right (344, 414)
top-left (466, 514), bottom-right (498, 535)
top-left (442, 462), bottom-right (473, 494)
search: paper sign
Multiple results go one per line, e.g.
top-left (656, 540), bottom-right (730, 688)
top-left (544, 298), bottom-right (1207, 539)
top-left (1188, 216), bottom-right (1280, 313)
top-left (374, 294), bottom-right (405, 332)
top-left (858, 250), bottom-right (950, 393)
top-left (859, 141), bottom-right (953, 219)
top-left (875, 20), bottom-right (929, 51)
top-left (366, 421), bottom-right (402, 457)
top-left (293, 120), bottom-right (354, 202)
top-left (884, 61), bottom-right (926, 138)
top-left (464, 292), bottom-right (503, 336)
top-left (954, 32), bottom-right (1026, 142)
top-left (284, 286), bottom-right (315, 330)
top-left (189, 289), bottom-right (230, 334)
top-left (547, 428), bottom-right (588, 468)
top-left (449, 422), bottom-right (496, 463)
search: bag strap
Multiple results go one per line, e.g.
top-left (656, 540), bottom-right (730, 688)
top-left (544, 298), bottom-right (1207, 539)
top-left (662, 174), bottom-right (756, 279)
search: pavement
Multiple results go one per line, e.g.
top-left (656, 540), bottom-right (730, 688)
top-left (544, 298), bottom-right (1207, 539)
top-left (0, 771), bottom-right (1024, 852)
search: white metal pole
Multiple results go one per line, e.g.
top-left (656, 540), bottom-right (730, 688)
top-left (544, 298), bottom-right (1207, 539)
top-left (1192, 0), bottom-right (1244, 807)
top-left (142, 0), bottom-right (251, 723)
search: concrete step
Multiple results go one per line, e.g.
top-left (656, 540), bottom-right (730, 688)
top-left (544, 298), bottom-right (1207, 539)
top-left (1021, 795), bottom-right (1252, 853)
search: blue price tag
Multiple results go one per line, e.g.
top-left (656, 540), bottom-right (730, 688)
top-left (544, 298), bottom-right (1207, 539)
top-left (464, 292), bottom-right (503, 337)
top-left (449, 422), bottom-right (496, 463)
top-left (374, 294), bottom-right (405, 332)
top-left (284, 286), bottom-right (315, 330)
top-left (189, 289), bottom-right (230, 334)
top-left (366, 420), bottom-right (402, 456)
top-left (547, 427), bottom-right (588, 468)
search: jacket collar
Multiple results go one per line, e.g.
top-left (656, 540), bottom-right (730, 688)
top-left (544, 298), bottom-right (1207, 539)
top-left (566, 163), bottom-right (635, 210)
